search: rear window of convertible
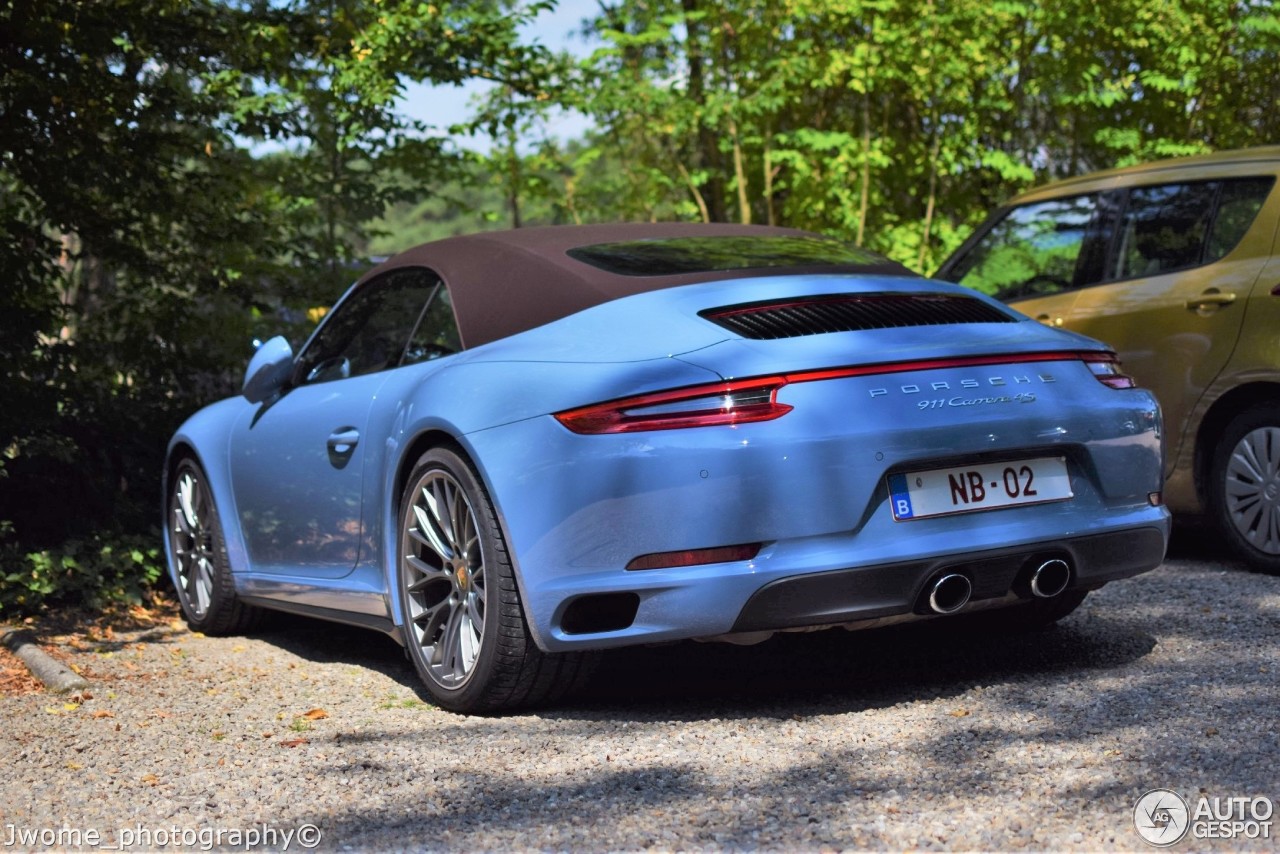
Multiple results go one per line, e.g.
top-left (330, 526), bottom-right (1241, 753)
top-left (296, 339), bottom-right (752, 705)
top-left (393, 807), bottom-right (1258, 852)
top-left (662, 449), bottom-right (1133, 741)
top-left (566, 235), bottom-right (891, 276)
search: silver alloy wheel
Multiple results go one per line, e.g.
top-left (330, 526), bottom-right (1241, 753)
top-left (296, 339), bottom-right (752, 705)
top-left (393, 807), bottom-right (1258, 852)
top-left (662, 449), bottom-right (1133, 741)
top-left (1224, 426), bottom-right (1280, 555)
top-left (170, 468), bottom-right (216, 618)
top-left (402, 469), bottom-right (486, 688)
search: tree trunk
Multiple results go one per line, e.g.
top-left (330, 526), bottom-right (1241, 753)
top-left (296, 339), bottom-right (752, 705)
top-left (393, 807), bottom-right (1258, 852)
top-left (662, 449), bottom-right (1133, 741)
top-left (918, 127), bottom-right (941, 271)
top-left (676, 160), bottom-right (711, 223)
top-left (763, 140), bottom-right (777, 227)
top-left (857, 94), bottom-right (871, 246)
top-left (681, 0), bottom-right (728, 222)
top-left (730, 119), bottom-right (750, 224)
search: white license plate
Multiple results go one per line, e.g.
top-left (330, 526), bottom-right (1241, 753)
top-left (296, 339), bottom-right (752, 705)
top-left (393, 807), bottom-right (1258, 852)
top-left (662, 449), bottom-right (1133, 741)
top-left (888, 457), bottom-right (1072, 520)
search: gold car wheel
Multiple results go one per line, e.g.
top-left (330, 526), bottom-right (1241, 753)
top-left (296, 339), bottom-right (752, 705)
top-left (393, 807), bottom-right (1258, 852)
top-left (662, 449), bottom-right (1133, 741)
top-left (1212, 406), bottom-right (1280, 575)
top-left (1223, 426), bottom-right (1280, 557)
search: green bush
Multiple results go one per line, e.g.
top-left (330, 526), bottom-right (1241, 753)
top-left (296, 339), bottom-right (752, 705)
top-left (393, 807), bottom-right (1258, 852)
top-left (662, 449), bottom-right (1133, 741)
top-left (0, 531), bottom-right (163, 617)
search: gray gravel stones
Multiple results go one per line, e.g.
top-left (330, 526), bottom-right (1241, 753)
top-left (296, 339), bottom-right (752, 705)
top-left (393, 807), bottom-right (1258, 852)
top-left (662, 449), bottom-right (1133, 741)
top-left (2, 547), bottom-right (1277, 851)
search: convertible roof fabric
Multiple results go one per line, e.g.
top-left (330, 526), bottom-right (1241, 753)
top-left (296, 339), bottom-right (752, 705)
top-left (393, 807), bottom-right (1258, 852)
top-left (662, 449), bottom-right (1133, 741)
top-left (359, 222), bottom-right (912, 348)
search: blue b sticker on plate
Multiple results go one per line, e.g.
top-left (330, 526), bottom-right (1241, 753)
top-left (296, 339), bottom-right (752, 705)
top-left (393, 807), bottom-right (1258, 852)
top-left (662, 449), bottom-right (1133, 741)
top-left (888, 473), bottom-right (914, 519)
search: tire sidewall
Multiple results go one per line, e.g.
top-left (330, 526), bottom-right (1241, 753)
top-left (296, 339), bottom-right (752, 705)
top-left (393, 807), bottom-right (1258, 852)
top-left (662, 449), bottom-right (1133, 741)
top-left (1210, 405), bottom-right (1280, 574)
top-left (397, 447), bottom-right (506, 711)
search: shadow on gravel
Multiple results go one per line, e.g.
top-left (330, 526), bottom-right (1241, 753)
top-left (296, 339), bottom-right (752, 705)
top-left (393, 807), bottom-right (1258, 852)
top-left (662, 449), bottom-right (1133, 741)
top-left (1164, 519), bottom-right (1254, 567)
top-left (212, 521), bottom-right (1248, 723)
top-left (565, 613), bottom-right (1157, 721)
top-left (231, 520), bottom-right (1260, 725)
top-left (67, 627), bottom-right (184, 654)
top-left (306, 592), bottom-right (1274, 850)
top-left (239, 604), bottom-right (1156, 723)
top-left (248, 613), bottom-right (426, 697)
top-left (213, 549), bottom-right (1277, 851)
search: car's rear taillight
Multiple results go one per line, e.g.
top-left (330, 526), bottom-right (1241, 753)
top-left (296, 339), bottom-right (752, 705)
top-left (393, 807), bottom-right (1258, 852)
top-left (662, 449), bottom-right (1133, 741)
top-left (1081, 353), bottom-right (1136, 389)
top-left (556, 350), bottom-right (1137, 434)
top-left (554, 377), bottom-right (793, 434)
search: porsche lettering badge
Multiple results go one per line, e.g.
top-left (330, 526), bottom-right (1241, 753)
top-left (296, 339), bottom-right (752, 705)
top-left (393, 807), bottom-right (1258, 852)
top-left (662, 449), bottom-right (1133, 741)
top-left (868, 373), bottom-right (1056, 399)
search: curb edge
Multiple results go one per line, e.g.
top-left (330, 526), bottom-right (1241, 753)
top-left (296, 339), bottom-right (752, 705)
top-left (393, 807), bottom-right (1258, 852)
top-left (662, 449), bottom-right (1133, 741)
top-left (1, 628), bottom-right (89, 694)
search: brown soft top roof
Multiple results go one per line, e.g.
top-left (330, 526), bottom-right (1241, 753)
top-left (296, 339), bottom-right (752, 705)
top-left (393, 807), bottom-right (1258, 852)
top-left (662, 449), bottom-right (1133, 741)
top-left (360, 222), bottom-right (912, 348)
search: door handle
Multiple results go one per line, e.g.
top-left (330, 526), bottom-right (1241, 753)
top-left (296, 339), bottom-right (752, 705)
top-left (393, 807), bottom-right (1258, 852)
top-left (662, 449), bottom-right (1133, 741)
top-left (326, 428), bottom-right (360, 455)
top-left (1035, 313), bottom-right (1064, 327)
top-left (1185, 290), bottom-right (1237, 311)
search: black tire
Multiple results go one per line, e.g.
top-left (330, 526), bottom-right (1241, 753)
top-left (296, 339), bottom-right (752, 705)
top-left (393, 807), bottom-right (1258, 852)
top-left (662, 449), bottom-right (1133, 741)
top-left (1209, 404), bottom-right (1280, 575)
top-left (958, 590), bottom-right (1088, 634)
top-left (397, 446), bottom-right (595, 714)
top-left (167, 458), bottom-right (263, 634)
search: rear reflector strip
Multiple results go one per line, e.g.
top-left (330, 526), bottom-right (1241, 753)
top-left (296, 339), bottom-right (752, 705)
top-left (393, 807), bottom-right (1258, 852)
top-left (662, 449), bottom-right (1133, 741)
top-left (627, 543), bottom-right (762, 571)
top-left (779, 350), bottom-right (1090, 385)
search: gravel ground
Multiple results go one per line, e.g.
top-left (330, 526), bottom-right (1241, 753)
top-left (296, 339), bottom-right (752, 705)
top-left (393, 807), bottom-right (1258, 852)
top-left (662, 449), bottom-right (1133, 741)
top-left (2, 530), bottom-right (1277, 852)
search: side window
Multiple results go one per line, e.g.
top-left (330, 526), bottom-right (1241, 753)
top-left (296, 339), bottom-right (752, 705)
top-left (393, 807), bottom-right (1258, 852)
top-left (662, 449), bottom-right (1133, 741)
top-left (948, 194), bottom-right (1113, 301)
top-left (296, 269), bottom-right (439, 384)
top-left (1111, 182), bottom-right (1217, 280)
top-left (403, 284), bottom-right (462, 365)
top-left (1206, 177), bottom-right (1275, 263)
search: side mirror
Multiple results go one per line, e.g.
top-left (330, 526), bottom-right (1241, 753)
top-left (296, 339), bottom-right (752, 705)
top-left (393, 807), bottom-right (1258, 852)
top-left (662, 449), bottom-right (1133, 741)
top-left (242, 336), bottom-right (294, 404)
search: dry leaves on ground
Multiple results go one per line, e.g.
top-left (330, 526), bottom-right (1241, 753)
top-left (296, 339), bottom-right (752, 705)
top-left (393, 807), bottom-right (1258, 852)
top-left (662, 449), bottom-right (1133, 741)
top-left (0, 645), bottom-right (43, 696)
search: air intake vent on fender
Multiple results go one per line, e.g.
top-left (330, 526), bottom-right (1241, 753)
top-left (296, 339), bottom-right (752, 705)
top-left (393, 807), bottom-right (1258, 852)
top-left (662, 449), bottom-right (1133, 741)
top-left (700, 293), bottom-right (1015, 340)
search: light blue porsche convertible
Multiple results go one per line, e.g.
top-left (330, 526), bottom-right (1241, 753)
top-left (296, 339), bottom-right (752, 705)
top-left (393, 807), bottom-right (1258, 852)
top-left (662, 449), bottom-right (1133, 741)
top-left (165, 223), bottom-right (1170, 713)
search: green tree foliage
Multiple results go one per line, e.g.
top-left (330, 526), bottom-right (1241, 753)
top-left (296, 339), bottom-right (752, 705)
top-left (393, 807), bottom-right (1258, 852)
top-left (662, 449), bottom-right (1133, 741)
top-left (3, 0), bottom-right (1278, 614)
top-left (2, 1), bottom-right (284, 547)
top-left (225, 0), bottom-right (554, 272)
top-left (547, 0), bottom-right (1280, 271)
top-left (0, 0), bottom-right (554, 613)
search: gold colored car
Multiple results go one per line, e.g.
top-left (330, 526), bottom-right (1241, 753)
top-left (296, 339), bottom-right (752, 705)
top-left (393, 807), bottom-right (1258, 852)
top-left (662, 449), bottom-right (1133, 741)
top-left (937, 147), bottom-right (1280, 573)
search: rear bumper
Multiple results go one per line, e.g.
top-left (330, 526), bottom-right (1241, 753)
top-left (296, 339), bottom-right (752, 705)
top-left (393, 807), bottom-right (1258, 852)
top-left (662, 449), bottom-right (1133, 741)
top-left (464, 357), bottom-right (1169, 652)
top-left (491, 497), bottom-right (1169, 652)
top-left (732, 525), bottom-right (1165, 632)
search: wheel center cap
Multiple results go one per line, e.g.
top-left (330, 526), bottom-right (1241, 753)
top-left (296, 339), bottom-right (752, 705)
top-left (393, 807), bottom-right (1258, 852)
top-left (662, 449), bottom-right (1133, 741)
top-left (453, 562), bottom-right (469, 590)
top-left (1266, 481), bottom-right (1279, 502)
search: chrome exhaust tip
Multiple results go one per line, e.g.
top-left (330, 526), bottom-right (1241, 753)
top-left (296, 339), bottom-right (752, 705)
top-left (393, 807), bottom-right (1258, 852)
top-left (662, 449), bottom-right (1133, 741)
top-left (1029, 558), bottom-right (1071, 599)
top-left (927, 573), bottom-right (973, 615)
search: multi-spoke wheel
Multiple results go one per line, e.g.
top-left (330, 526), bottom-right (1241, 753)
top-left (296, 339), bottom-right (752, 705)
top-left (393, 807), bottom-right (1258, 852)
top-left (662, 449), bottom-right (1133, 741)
top-left (398, 446), bottom-right (595, 713)
top-left (167, 459), bottom-right (261, 633)
top-left (402, 466), bottom-right (487, 689)
top-left (1211, 406), bottom-right (1280, 575)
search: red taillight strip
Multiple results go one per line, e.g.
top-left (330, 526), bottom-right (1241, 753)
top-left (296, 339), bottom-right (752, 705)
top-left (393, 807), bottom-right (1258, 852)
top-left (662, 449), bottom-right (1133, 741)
top-left (555, 376), bottom-right (793, 434)
top-left (1095, 376), bottom-right (1137, 389)
top-left (1079, 352), bottom-right (1136, 388)
top-left (780, 350), bottom-right (1091, 385)
top-left (555, 350), bottom-right (1126, 434)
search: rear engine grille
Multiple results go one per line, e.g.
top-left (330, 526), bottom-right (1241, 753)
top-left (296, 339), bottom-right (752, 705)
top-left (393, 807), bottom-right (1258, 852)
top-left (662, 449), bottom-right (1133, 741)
top-left (700, 293), bottom-right (1015, 340)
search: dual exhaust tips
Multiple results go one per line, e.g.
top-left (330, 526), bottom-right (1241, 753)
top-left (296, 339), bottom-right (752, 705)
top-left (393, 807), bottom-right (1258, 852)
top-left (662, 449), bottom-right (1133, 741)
top-left (924, 557), bottom-right (1072, 615)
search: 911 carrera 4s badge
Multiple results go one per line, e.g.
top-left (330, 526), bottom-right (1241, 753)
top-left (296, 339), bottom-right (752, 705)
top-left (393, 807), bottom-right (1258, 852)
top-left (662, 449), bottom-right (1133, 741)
top-left (889, 456), bottom-right (1073, 520)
